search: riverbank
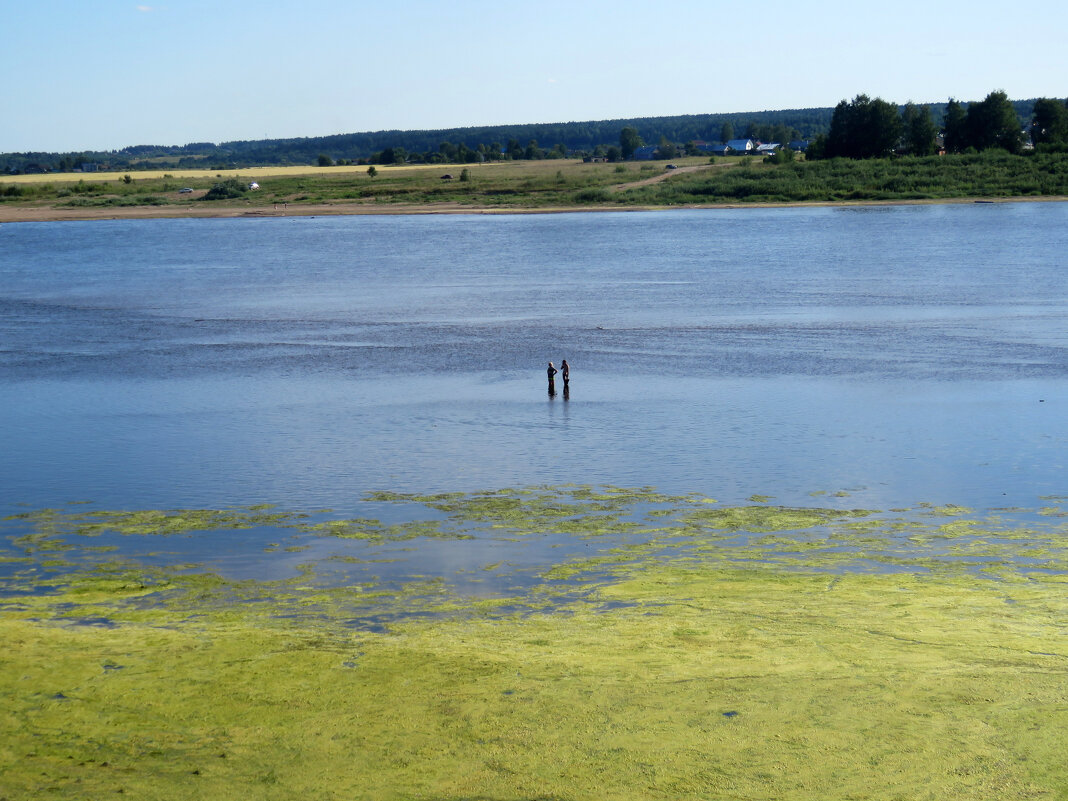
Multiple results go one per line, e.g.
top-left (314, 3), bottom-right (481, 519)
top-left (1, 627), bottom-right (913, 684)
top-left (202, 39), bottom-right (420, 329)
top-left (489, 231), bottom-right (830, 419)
top-left (4, 150), bottom-right (1067, 222)
top-left (2, 193), bottom-right (1066, 223)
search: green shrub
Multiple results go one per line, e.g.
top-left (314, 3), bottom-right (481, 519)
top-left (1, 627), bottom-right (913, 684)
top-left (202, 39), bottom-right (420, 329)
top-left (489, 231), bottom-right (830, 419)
top-left (70, 181), bottom-right (107, 195)
top-left (202, 178), bottom-right (247, 200)
top-left (573, 188), bottom-right (612, 203)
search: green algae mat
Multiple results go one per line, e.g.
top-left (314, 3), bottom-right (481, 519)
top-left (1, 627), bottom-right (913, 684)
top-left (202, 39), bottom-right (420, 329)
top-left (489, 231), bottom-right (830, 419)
top-left (3, 486), bottom-right (1068, 800)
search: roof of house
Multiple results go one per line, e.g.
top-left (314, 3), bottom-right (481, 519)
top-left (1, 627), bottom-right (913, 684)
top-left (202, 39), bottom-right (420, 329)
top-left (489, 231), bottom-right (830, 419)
top-left (726, 139), bottom-right (754, 150)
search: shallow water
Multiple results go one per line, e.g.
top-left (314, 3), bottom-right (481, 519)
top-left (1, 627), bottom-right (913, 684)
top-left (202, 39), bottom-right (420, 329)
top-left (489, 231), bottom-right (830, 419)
top-left (6, 203), bottom-right (1068, 801)
top-left (2, 204), bottom-right (1068, 582)
top-left (3, 204), bottom-right (1068, 508)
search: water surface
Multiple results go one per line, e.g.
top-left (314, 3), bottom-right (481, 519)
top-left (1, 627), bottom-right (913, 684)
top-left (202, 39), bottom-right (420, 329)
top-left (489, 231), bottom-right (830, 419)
top-left (2, 204), bottom-right (1067, 581)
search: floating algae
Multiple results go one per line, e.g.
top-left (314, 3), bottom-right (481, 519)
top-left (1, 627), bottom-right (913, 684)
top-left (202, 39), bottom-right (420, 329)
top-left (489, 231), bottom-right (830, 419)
top-left (5, 564), bottom-right (1068, 798)
top-left (299, 518), bottom-right (464, 543)
top-left (5, 486), bottom-right (1068, 798)
top-left (3, 505), bottom-right (309, 539)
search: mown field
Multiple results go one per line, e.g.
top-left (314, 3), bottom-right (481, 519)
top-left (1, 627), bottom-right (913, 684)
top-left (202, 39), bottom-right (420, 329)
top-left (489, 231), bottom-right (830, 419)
top-left (0, 159), bottom-right (678, 214)
top-left (3, 149), bottom-right (1067, 218)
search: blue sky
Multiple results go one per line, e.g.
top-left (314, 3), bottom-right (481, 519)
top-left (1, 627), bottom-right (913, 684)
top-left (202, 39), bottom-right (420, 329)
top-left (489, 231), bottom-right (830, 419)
top-left (4, 0), bottom-right (1066, 153)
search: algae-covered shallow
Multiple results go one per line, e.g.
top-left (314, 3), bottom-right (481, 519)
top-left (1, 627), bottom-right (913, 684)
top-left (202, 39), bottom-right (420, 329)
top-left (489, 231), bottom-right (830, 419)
top-left (5, 485), bottom-right (1068, 799)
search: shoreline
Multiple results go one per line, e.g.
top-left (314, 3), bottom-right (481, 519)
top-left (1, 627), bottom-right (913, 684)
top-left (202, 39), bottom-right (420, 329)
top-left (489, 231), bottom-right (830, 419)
top-left (2, 194), bottom-right (1066, 223)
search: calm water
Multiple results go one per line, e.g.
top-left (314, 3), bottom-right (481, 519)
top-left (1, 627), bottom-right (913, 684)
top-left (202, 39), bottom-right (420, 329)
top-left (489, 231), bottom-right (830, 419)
top-left (2, 203), bottom-right (1068, 521)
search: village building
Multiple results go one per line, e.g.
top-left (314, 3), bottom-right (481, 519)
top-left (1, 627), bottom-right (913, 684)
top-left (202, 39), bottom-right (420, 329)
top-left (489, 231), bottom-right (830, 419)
top-left (725, 139), bottom-right (755, 154)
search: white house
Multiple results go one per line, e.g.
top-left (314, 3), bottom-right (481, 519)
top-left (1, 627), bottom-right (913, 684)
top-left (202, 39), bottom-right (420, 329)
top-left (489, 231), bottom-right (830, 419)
top-left (725, 139), bottom-right (755, 154)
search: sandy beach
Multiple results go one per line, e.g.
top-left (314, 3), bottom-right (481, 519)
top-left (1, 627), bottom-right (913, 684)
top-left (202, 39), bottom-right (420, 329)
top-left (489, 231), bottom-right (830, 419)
top-left (3, 195), bottom-right (1066, 224)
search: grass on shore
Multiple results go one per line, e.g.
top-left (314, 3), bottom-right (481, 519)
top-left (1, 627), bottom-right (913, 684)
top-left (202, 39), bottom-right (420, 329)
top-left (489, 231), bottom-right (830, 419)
top-left (3, 149), bottom-right (1068, 215)
top-left (0, 159), bottom-right (664, 212)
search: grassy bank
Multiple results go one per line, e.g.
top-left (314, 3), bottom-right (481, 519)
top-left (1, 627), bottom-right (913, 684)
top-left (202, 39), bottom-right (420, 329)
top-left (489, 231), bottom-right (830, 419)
top-left (3, 150), bottom-right (1068, 220)
top-left (4, 487), bottom-right (1068, 799)
top-left (631, 149), bottom-right (1068, 205)
top-left (0, 160), bottom-right (666, 217)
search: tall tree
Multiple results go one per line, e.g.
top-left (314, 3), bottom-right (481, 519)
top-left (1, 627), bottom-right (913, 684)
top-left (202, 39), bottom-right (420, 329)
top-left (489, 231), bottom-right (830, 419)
top-left (657, 136), bottom-right (678, 160)
top-left (619, 126), bottom-right (643, 160)
top-left (720, 121), bottom-right (734, 143)
top-left (902, 102), bottom-right (937, 156)
top-left (438, 141), bottom-right (459, 161)
top-left (825, 95), bottom-right (902, 159)
top-left (824, 100), bottom-right (852, 157)
top-left (943, 98), bottom-right (967, 153)
top-left (1030, 98), bottom-right (1068, 146)
top-left (965, 90), bottom-right (1022, 153)
top-left (805, 133), bottom-right (828, 160)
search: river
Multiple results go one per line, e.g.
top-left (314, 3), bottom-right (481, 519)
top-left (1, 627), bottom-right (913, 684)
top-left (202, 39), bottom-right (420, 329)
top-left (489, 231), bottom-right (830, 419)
top-left (2, 203), bottom-right (1067, 567)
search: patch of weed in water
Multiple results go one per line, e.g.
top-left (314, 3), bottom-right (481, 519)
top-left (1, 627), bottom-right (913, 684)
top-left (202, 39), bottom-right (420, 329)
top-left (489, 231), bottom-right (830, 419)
top-left (8, 486), bottom-right (1068, 797)
top-left (673, 505), bottom-right (873, 534)
top-left (300, 518), bottom-right (463, 542)
top-left (8, 560), bottom-right (1068, 798)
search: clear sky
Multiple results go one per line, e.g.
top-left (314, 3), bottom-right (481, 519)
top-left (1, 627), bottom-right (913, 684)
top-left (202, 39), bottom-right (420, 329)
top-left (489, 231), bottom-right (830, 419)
top-left (4, 0), bottom-right (1066, 153)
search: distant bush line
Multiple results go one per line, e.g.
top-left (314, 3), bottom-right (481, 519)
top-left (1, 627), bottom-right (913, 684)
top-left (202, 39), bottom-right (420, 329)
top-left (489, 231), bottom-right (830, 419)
top-left (611, 150), bottom-right (1068, 206)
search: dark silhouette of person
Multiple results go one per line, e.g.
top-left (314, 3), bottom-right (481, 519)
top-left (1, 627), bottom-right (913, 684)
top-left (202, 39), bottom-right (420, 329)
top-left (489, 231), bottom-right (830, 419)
top-left (547, 361), bottom-right (557, 396)
top-left (560, 359), bottom-right (570, 386)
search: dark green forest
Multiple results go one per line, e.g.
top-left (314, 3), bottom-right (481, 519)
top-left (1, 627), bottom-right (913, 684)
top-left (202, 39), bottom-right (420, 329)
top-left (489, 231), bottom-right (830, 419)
top-left (808, 92), bottom-right (1067, 160)
top-left (0, 99), bottom-right (1050, 175)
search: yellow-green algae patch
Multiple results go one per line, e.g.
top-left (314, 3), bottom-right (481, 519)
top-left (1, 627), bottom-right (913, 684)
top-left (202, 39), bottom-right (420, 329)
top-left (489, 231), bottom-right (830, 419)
top-left (7, 487), bottom-right (1068, 798)
top-left (4, 567), bottom-right (1068, 799)
top-left (300, 518), bottom-right (465, 542)
top-left (3, 505), bottom-right (309, 538)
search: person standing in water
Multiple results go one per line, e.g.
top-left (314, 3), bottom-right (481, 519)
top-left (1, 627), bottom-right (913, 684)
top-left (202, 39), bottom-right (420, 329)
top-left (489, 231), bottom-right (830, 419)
top-left (547, 361), bottom-right (558, 395)
top-left (560, 360), bottom-right (570, 386)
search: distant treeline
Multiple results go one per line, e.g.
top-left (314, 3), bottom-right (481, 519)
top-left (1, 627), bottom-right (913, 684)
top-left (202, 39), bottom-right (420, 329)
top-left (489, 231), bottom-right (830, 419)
top-left (0, 100), bottom-right (1043, 174)
top-left (1, 109), bottom-right (833, 173)
top-left (808, 92), bottom-right (1067, 160)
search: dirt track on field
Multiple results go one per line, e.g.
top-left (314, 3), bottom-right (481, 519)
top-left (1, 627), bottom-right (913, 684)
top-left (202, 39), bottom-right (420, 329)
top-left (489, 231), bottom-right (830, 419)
top-left (609, 164), bottom-right (710, 192)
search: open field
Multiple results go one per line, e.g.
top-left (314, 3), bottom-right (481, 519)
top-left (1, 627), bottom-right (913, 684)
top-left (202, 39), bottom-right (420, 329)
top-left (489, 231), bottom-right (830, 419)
top-left (0, 159), bottom-right (693, 221)
top-left (2, 151), bottom-right (1068, 222)
top-left (0, 162), bottom-right (460, 184)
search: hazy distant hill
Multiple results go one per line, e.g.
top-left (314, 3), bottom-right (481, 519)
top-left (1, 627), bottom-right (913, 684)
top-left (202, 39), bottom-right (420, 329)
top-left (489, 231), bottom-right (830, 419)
top-left (1, 101), bottom-right (1039, 174)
